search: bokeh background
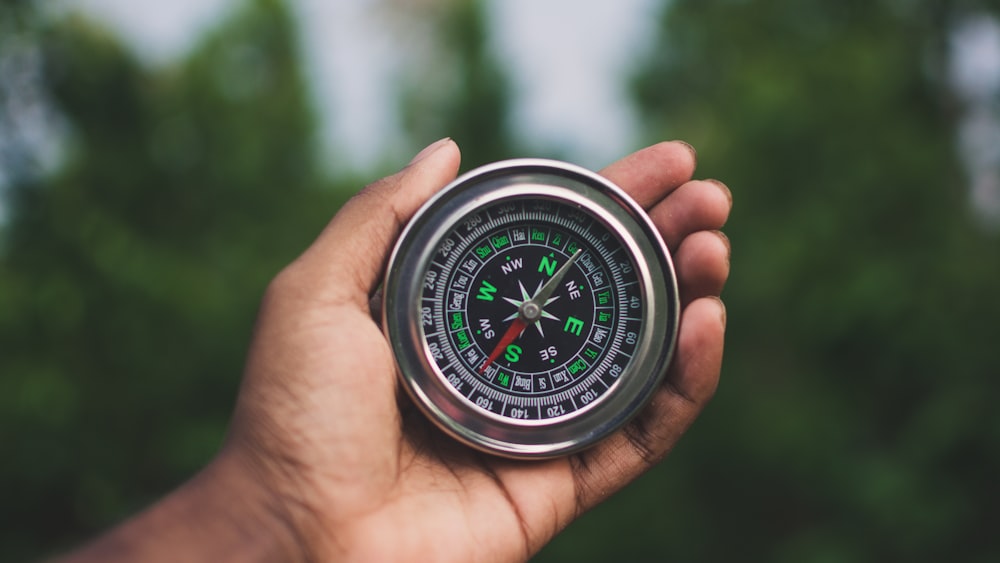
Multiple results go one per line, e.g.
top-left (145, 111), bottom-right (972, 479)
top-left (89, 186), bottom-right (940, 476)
top-left (2, 0), bottom-right (999, 560)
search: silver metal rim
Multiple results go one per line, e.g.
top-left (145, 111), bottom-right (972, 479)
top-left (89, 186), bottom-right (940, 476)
top-left (383, 159), bottom-right (679, 458)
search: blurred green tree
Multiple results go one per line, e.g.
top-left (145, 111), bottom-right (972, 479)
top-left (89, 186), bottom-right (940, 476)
top-left (7, 0), bottom-right (997, 560)
top-left (0, 0), bottom-right (347, 559)
top-left (398, 0), bottom-right (516, 168)
top-left (1, 0), bottom-right (523, 558)
top-left (538, 1), bottom-right (1000, 561)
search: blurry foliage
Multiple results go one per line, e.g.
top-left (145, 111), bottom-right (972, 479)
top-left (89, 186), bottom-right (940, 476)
top-left (2, 0), bottom-right (999, 561)
top-left (539, 0), bottom-right (1000, 561)
top-left (399, 0), bottom-right (516, 168)
top-left (0, 0), bottom-right (348, 558)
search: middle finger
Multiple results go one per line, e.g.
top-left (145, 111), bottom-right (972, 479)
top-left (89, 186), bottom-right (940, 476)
top-left (648, 179), bottom-right (732, 251)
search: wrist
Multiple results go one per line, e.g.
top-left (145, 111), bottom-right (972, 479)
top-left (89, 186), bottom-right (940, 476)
top-left (212, 439), bottom-right (333, 562)
top-left (60, 446), bottom-right (313, 563)
top-left (192, 446), bottom-right (312, 562)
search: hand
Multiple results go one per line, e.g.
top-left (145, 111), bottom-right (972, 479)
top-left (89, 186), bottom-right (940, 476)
top-left (63, 139), bottom-right (731, 562)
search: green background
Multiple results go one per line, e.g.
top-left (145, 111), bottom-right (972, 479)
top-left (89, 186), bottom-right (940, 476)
top-left (1, 0), bottom-right (998, 560)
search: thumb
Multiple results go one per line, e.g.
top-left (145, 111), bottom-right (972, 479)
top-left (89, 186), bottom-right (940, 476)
top-left (285, 138), bottom-right (461, 306)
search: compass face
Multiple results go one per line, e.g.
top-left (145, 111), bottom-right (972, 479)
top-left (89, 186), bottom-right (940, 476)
top-left (383, 160), bottom-right (679, 458)
top-left (428, 198), bottom-right (642, 420)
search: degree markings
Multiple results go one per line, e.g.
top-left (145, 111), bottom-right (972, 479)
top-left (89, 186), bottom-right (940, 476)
top-left (425, 199), bottom-right (645, 420)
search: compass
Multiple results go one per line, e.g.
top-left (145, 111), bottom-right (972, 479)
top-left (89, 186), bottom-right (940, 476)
top-left (383, 159), bottom-right (679, 458)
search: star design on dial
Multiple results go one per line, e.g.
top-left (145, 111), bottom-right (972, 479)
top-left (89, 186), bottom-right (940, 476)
top-left (502, 279), bottom-right (561, 338)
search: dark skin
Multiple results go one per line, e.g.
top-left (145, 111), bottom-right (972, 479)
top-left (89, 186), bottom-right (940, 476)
top-left (62, 139), bottom-right (731, 562)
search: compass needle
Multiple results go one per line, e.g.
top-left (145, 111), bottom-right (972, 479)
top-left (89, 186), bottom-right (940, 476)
top-left (383, 159), bottom-right (679, 458)
top-left (502, 296), bottom-right (523, 307)
top-left (518, 280), bottom-right (531, 302)
top-left (480, 317), bottom-right (527, 374)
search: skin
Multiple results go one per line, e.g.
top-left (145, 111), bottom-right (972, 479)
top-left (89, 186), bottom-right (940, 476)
top-left (61, 139), bottom-right (731, 562)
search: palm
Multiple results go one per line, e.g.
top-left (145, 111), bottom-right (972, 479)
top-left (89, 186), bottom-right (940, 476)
top-left (232, 140), bottom-right (730, 561)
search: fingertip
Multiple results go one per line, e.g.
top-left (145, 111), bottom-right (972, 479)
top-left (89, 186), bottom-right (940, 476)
top-left (685, 295), bottom-right (727, 336)
top-left (599, 141), bottom-right (698, 209)
top-left (285, 139), bottom-right (462, 304)
top-left (709, 295), bottom-right (727, 327)
top-left (648, 179), bottom-right (732, 250)
top-left (693, 180), bottom-right (733, 229)
top-left (395, 138), bottom-right (462, 211)
top-left (669, 296), bottom-right (726, 404)
top-left (705, 178), bottom-right (732, 210)
top-left (645, 140), bottom-right (698, 178)
top-left (408, 137), bottom-right (461, 173)
top-left (409, 137), bottom-right (454, 165)
top-left (669, 139), bottom-right (698, 170)
top-left (705, 230), bottom-right (732, 276)
top-left (674, 230), bottom-right (731, 304)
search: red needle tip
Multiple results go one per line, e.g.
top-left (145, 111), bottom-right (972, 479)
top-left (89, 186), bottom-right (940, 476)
top-left (480, 317), bottom-right (527, 375)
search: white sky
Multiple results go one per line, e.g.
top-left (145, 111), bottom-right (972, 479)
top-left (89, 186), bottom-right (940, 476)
top-left (59, 0), bottom-right (659, 172)
top-left (950, 14), bottom-right (1000, 226)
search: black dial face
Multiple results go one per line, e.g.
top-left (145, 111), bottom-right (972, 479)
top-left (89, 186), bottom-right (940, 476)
top-left (421, 197), bottom-right (643, 421)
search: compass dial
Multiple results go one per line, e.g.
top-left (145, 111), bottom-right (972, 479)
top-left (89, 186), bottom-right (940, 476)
top-left (431, 199), bottom-right (642, 419)
top-left (383, 160), bottom-right (679, 458)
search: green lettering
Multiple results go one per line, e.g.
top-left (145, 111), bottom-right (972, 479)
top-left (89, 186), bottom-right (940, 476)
top-left (496, 372), bottom-right (511, 388)
top-left (564, 316), bottom-right (585, 337)
top-left (538, 255), bottom-right (557, 277)
top-left (477, 280), bottom-right (497, 301)
top-left (504, 344), bottom-right (522, 363)
top-left (568, 358), bottom-right (588, 375)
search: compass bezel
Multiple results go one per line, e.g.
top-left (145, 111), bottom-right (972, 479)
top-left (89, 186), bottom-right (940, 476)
top-left (383, 159), bottom-right (679, 458)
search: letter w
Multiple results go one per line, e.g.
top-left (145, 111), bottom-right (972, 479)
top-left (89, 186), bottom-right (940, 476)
top-left (477, 280), bottom-right (498, 301)
top-left (501, 258), bottom-right (523, 275)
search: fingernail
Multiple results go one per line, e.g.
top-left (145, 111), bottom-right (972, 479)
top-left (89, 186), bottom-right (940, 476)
top-left (714, 229), bottom-right (731, 268)
top-left (712, 296), bottom-right (727, 326)
top-left (706, 178), bottom-right (732, 207)
top-left (410, 137), bottom-right (452, 165)
top-left (672, 140), bottom-right (697, 164)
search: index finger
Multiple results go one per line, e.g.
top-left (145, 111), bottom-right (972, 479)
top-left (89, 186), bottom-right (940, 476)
top-left (599, 141), bottom-right (698, 209)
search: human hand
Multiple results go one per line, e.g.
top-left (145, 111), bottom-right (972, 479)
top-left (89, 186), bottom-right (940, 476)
top-left (224, 138), bottom-right (730, 561)
top-left (63, 139), bottom-right (730, 562)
